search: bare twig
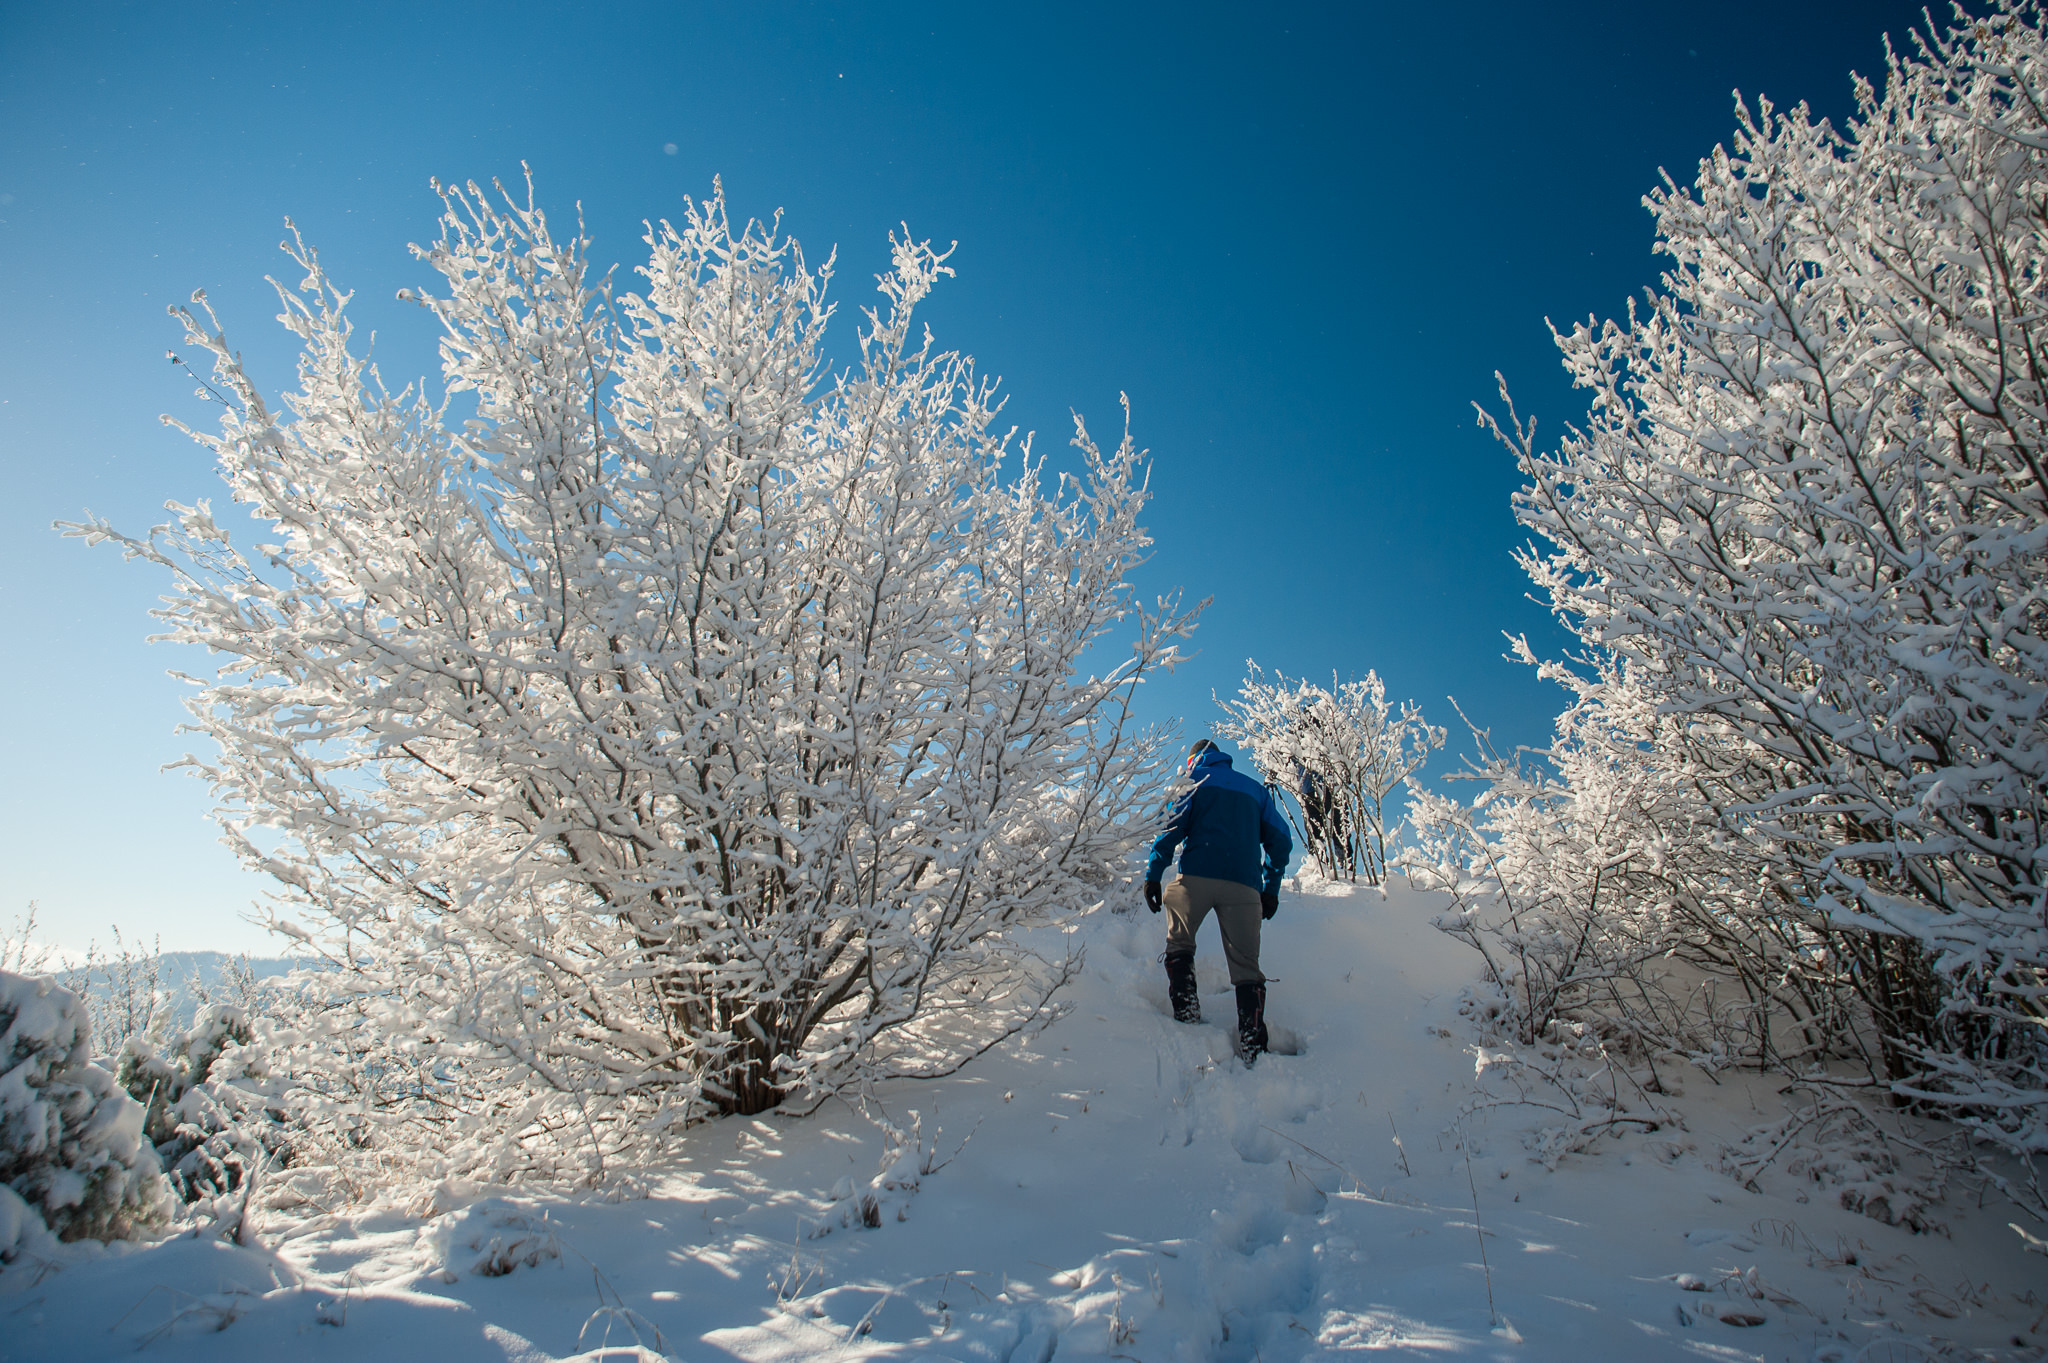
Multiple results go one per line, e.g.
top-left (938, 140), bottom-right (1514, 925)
top-left (1464, 1148), bottom-right (1498, 1328)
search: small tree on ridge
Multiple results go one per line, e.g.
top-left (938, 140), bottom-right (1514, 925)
top-left (1216, 663), bottom-right (1442, 884)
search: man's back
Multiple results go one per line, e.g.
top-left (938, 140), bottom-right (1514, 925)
top-left (1148, 747), bottom-right (1291, 894)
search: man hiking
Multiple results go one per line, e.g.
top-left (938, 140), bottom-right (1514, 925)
top-left (1293, 758), bottom-right (1344, 877)
top-left (1143, 738), bottom-right (1292, 1060)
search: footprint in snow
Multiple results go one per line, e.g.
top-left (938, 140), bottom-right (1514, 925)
top-left (1213, 1203), bottom-right (1293, 1256)
top-left (1012, 1323), bottom-right (1058, 1363)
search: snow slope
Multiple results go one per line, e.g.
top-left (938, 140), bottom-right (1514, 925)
top-left (3, 882), bottom-right (2042, 1362)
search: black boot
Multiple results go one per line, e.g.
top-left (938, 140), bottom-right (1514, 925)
top-left (1164, 950), bottom-right (1201, 1024)
top-left (1235, 981), bottom-right (1268, 1061)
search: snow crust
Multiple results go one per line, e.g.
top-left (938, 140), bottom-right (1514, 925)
top-left (1, 884), bottom-right (2039, 1361)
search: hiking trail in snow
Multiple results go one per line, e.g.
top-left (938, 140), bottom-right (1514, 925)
top-left (3, 881), bottom-right (2042, 1361)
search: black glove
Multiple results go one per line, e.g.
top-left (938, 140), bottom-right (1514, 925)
top-left (1144, 880), bottom-right (1163, 914)
top-left (1260, 890), bottom-right (1278, 920)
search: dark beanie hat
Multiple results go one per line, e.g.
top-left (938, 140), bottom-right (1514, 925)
top-left (1188, 738), bottom-right (1216, 758)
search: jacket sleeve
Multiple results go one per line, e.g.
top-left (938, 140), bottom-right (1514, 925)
top-left (1146, 787), bottom-right (1195, 882)
top-left (1257, 786), bottom-right (1292, 895)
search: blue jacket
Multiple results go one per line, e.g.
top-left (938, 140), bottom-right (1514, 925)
top-left (1146, 748), bottom-right (1292, 894)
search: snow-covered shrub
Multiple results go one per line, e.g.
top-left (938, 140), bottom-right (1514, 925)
top-left (1721, 1090), bottom-right (1961, 1235)
top-left (118, 1000), bottom-right (291, 1209)
top-left (1407, 649), bottom-right (1878, 1077)
top-left (1464, 1), bottom-right (2048, 1182)
top-left (420, 1199), bottom-right (562, 1281)
top-left (0, 970), bottom-right (171, 1246)
top-left (1216, 663), bottom-right (1442, 883)
top-left (68, 175), bottom-right (1188, 1180)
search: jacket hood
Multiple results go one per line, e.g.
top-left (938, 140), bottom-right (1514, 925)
top-left (1192, 747), bottom-right (1233, 771)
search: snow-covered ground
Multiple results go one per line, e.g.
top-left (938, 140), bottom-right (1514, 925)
top-left (4, 881), bottom-right (2042, 1362)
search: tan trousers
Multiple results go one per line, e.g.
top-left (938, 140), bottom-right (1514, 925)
top-left (1163, 873), bottom-right (1264, 985)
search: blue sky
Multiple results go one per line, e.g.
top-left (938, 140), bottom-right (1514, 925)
top-left (0, 0), bottom-right (1929, 952)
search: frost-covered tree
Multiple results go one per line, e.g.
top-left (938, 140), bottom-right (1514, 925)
top-left (68, 175), bottom-right (1190, 1168)
top-left (1477, 2), bottom-right (2048, 1161)
top-left (1407, 646), bottom-right (1868, 1075)
top-left (0, 971), bottom-right (171, 1248)
top-left (1215, 663), bottom-right (1441, 883)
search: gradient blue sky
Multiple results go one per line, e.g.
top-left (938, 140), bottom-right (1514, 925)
top-left (1, 0), bottom-right (1930, 952)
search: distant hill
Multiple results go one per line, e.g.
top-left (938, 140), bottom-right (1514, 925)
top-left (54, 951), bottom-right (312, 1044)
top-left (112, 951), bottom-right (305, 990)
